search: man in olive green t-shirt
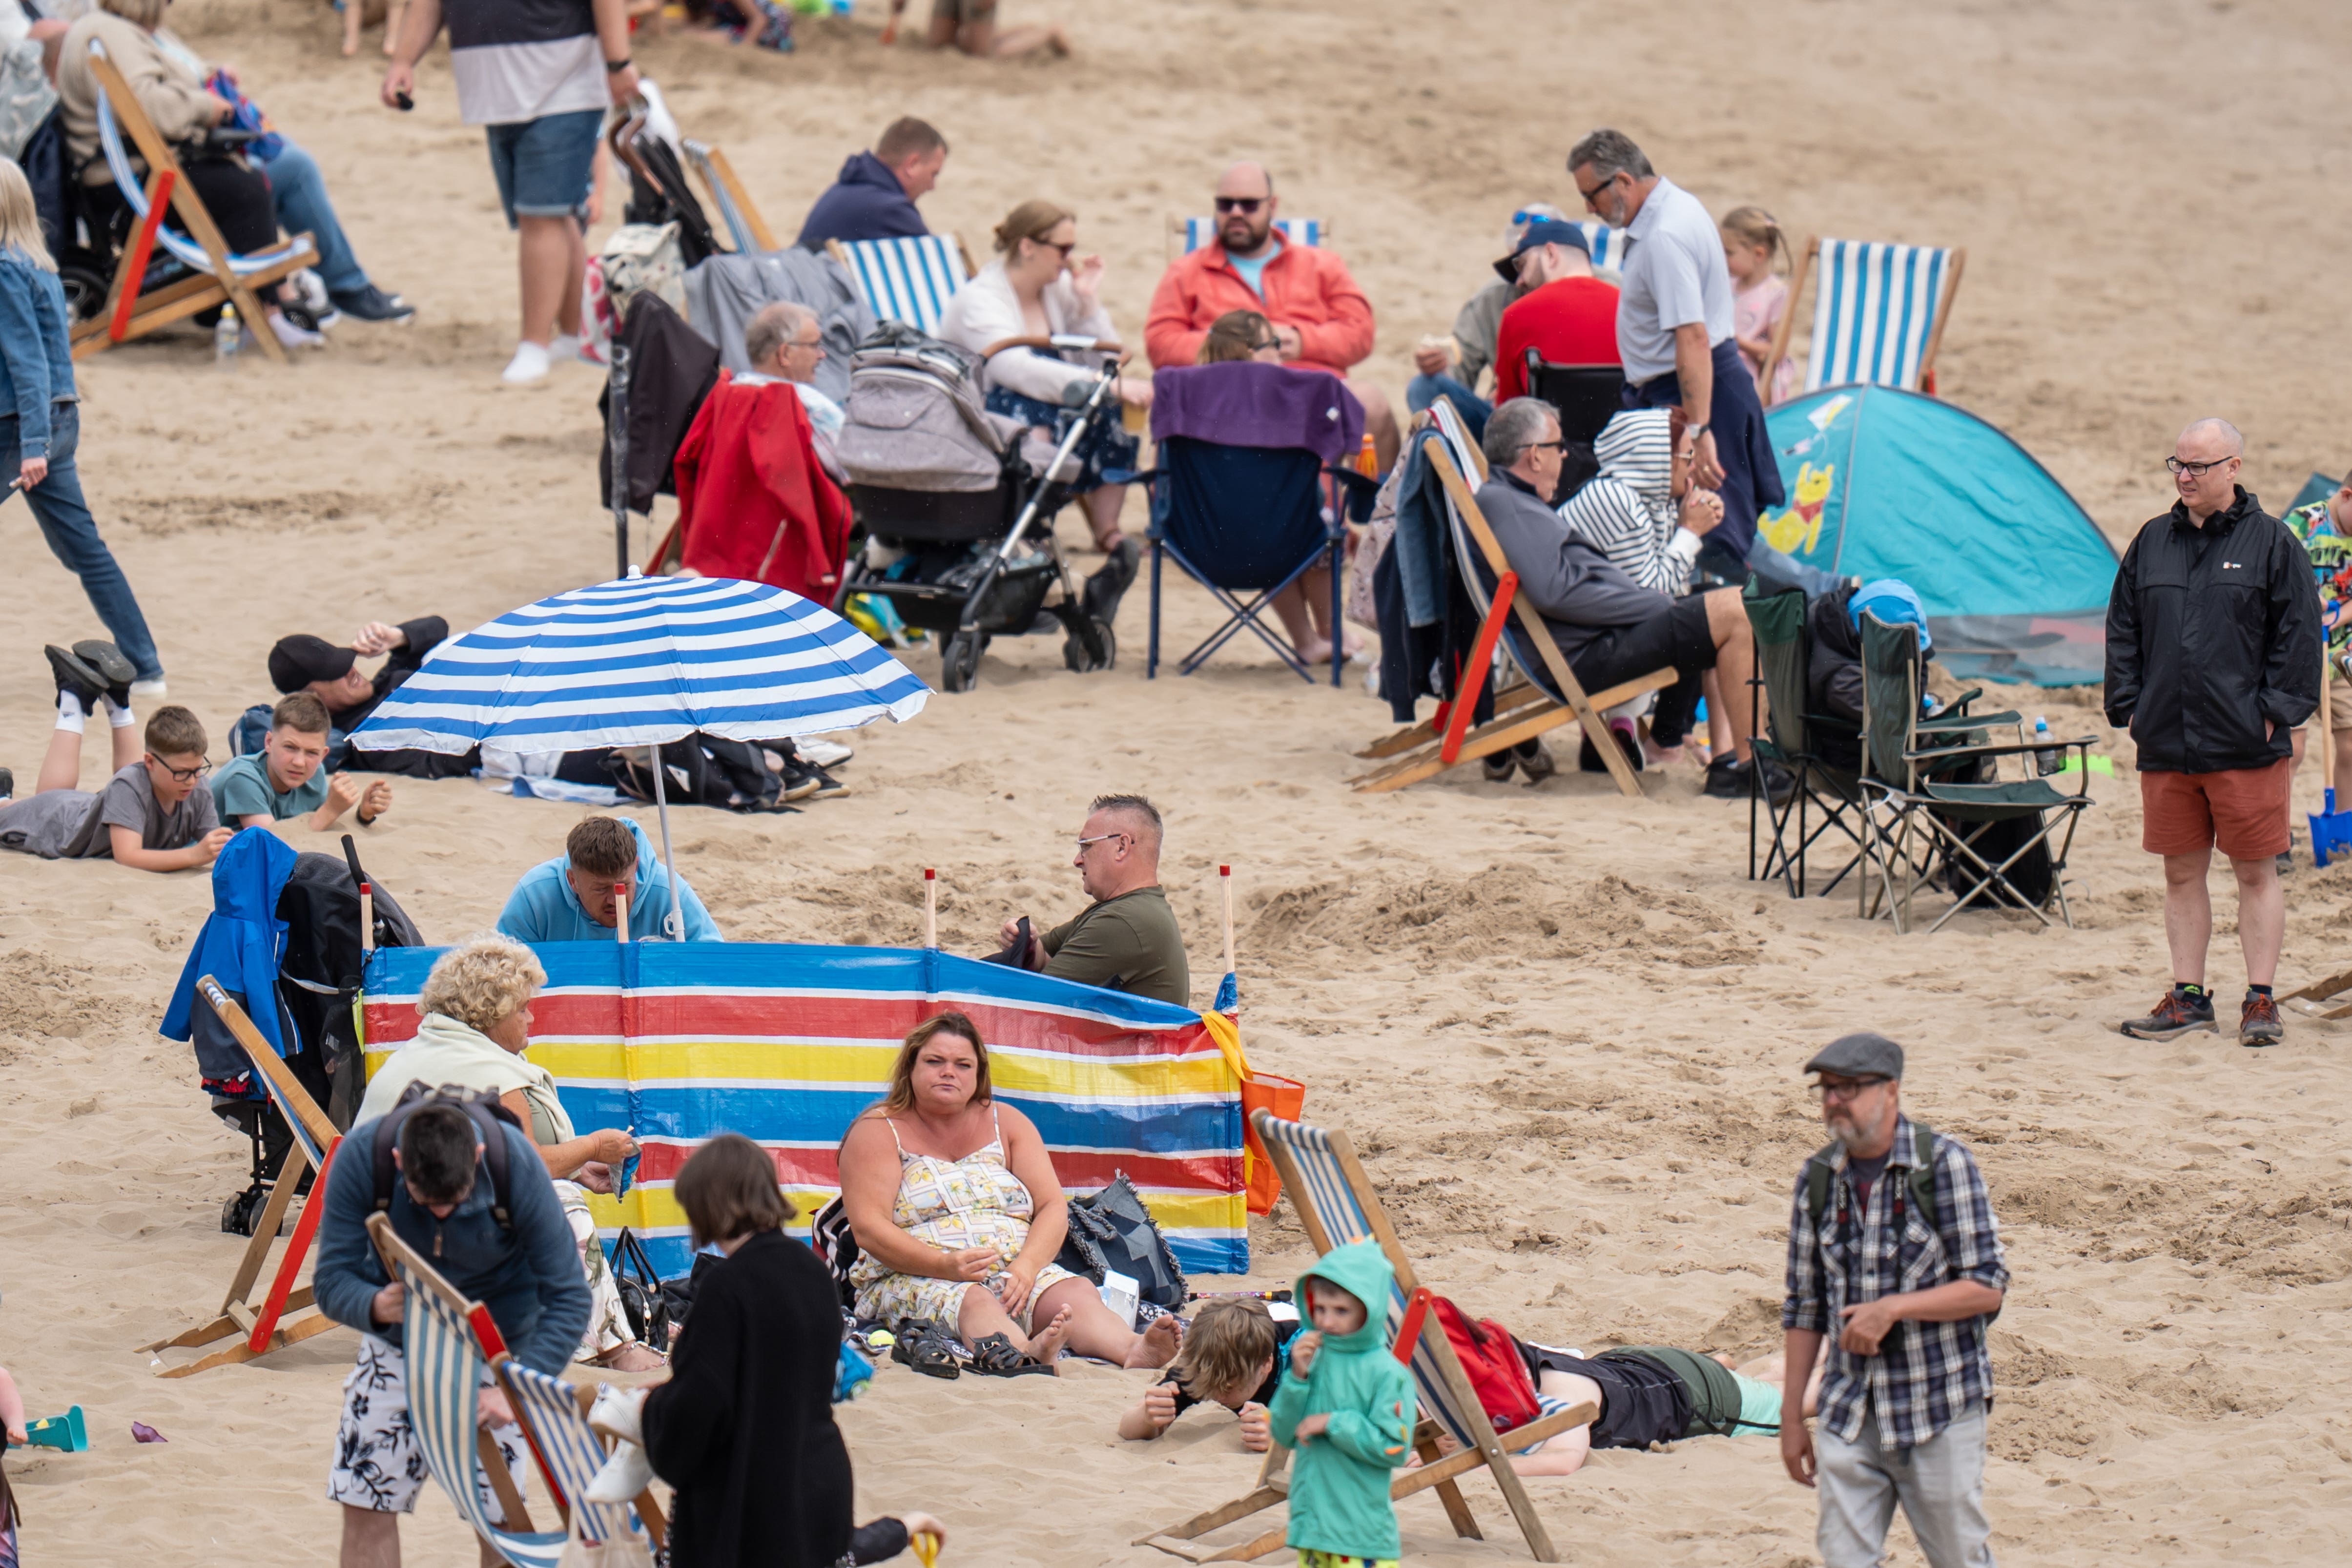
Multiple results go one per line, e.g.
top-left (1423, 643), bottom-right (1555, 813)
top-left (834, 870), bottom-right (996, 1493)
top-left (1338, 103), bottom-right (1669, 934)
top-left (1001, 793), bottom-right (1190, 1006)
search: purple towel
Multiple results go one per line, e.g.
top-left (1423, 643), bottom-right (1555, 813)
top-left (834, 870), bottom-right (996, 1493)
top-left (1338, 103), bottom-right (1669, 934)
top-left (1150, 362), bottom-right (1365, 465)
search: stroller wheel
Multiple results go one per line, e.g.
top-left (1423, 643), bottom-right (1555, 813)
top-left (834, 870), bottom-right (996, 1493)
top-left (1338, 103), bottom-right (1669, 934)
top-left (1063, 617), bottom-right (1116, 674)
top-left (941, 631), bottom-right (983, 694)
top-left (221, 1182), bottom-right (270, 1237)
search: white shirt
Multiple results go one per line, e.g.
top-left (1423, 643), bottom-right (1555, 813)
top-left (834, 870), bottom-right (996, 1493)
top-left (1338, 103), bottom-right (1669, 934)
top-left (934, 258), bottom-right (1117, 406)
top-left (1614, 177), bottom-right (1736, 383)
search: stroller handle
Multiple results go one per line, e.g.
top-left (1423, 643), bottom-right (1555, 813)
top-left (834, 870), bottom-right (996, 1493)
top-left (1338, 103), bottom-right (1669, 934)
top-left (978, 334), bottom-right (1129, 365)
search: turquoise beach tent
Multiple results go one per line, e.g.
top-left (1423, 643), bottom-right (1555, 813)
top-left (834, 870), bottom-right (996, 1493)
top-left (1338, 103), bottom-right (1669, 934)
top-left (1759, 386), bottom-right (2119, 685)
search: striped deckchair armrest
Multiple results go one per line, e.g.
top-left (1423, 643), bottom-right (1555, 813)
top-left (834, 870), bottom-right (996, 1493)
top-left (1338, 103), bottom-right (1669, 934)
top-left (1247, 1111), bottom-right (1487, 1450)
top-left (1573, 220), bottom-right (1628, 271)
top-left (1170, 216), bottom-right (1329, 256)
top-left (499, 1362), bottom-right (646, 1548)
top-left (1805, 238), bottom-right (1960, 392)
top-left (829, 234), bottom-right (969, 336)
top-left (375, 1217), bottom-right (571, 1568)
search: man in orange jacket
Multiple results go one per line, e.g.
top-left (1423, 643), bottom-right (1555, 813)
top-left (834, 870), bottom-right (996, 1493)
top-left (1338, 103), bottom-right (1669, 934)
top-left (1145, 162), bottom-right (1396, 471)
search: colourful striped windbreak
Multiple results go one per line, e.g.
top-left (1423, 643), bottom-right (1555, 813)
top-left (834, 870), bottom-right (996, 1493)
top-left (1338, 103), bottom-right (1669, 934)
top-left (361, 943), bottom-right (1249, 1279)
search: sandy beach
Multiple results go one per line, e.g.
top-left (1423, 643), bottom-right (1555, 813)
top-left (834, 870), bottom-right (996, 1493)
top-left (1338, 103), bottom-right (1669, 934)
top-left (4, 0), bottom-right (2352, 1562)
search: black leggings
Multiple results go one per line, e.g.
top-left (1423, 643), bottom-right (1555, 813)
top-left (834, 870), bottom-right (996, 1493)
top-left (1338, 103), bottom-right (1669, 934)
top-left (86, 153), bottom-right (286, 299)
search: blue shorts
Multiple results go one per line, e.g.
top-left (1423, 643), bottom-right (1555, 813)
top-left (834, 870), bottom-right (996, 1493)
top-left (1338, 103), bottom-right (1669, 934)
top-left (484, 108), bottom-right (602, 228)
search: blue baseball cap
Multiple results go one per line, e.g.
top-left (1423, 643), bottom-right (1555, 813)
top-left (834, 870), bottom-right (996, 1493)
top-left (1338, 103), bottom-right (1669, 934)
top-left (1494, 219), bottom-right (1590, 282)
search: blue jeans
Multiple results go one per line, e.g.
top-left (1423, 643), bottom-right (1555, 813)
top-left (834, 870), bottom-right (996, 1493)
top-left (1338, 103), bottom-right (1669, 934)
top-left (262, 142), bottom-right (367, 295)
top-left (0, 404), bottom-right (162, 680)
top-left (1406, 372), bottom-right (1490, 440)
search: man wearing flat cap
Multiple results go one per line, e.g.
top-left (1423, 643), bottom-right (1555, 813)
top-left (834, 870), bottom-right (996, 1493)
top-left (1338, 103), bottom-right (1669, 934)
top-left (1779, 1033), bottom-right (2008, 1568)
top-left (268, 617), bottom-right (476, 780)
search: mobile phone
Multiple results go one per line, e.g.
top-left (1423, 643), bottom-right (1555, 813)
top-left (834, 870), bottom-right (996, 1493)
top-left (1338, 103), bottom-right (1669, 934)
top-left (394, 91), bottom-right (413, 111)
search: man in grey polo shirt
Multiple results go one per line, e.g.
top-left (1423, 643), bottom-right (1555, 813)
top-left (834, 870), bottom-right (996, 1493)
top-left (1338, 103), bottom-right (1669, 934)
top-left (1567, 129), bottom-right (1833, 598)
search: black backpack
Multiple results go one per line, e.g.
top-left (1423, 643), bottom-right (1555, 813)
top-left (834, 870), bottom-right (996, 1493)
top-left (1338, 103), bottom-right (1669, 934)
top-left (1803, 1121), bottom-right (1938, 1229)
top-left (369, 1082), bottom-right (524, 1234)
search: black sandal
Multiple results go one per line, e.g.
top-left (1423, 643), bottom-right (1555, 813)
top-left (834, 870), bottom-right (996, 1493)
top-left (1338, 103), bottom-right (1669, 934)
top-left (889, 1320), bottom-right (960, 1380)
top-left (967, 1331), bottom-right (1054, 1378)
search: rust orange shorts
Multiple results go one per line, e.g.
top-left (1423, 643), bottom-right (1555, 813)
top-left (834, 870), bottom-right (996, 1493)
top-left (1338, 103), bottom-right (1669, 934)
top-left (2140, 760), bottom-right (2291, 859)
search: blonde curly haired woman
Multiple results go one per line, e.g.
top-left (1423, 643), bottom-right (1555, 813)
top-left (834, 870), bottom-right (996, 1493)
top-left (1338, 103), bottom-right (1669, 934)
top-left (359, 933), bottom-right (660, 1369)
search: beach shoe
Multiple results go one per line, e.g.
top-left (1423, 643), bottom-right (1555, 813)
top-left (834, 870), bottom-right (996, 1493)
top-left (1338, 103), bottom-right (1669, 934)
top-left (329, 284), bottom-right (414, 324)
top-left (2277, 850), bottom-right (2295, 875)
top-left (584, 1435), bottom-right (654, 1505)
top-left (1481, 753), bottom-right (1516, 784)
top-left (2240, 991), bottom-right (2284, 1048)
top-left (1705, 754), bottom-right (1793, 803)
top-left (2119, 987), bottom-right (2217, 1040)
top-left (1516, 739), bottom-right (1557, 783)
top-left (72, 640), bottom-right (135, 710)
top-left (1576, 723), bottom-right (1640, 775)
top-left (268, 310), bottom-right (327, 350)
top-left (799, 736), bottom-right (853, 768)
top-left (889, 1320), bottom-right (961, 1379)
top-left (0, 766), bottom-right (13, 801)
top-left (967, 1331), bottom-right (1054, 1378)
top-left (586, 1382), bottom-right (647, 1445)
top-left (501, 341), bottom-right (554, 384)
top-left (131, 677), bottom-right (167, 699)
top-left (44, 644), bottom-right (105, 710)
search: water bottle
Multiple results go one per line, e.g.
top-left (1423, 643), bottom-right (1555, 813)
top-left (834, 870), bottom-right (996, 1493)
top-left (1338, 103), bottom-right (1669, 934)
top-left (1354, 433), bottom-right (1378, 478)
top-left (215, 303), bottom-right (241, 369)
top-left (2033, 716), bottom-right (2060, 775)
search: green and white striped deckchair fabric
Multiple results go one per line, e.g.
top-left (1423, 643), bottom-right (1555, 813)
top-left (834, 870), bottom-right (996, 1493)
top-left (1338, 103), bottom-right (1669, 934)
top-left (1804, 238), bottom-right (1959, 392)
top-left (380, 1219), bottom-right (570, 1568)
top-left (499, 1362), bottom-right (651, 1549)
top-left (1175, 216), bottom-right (1326, 254)
top-left (829, 235), bottom-right (968, 336)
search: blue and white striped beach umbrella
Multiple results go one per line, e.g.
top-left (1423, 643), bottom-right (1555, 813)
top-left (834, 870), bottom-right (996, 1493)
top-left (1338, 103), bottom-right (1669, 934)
top-left (349, 574), bottom-right (928, 756)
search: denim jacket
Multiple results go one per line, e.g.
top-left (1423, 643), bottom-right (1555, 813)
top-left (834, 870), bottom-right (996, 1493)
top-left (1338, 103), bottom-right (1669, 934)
top-left (0, 248), bottom-right (76, 459)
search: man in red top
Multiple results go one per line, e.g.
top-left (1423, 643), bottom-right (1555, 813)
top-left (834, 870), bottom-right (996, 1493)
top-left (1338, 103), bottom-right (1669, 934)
top-left (1493, 220), bottom-right (1620, 403)
top-left (1145, 162), bottom-right (1397, 470)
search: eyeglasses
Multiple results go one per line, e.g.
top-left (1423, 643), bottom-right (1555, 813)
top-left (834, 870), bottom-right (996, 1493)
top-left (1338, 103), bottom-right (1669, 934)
top-left (1214, 197), bottom-right (1266, 214)
top-left (2166, 455), bottom-right (2237, 477)
top-left (787, 334), bottom-right (823, 351)
top-left (1527, 439), bottom-right (1568, 453)
top-left (1811, 1076), bottom-right (1892, 1103)
top-left (148, 754), bottom-right (214, 783)
top-left (1075, 831), bottom-right (1129, 852)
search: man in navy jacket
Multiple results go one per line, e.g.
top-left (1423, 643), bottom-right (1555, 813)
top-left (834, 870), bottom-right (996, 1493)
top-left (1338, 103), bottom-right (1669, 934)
top-left (795, 118), bottom-right (948, 250)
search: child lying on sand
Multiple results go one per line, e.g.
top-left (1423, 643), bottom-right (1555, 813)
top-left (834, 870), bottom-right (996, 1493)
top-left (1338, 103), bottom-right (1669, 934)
top-left (0, 646), bottom-right (227, 870)
top-left (1118, 1297), bottom-right (1301, 1452)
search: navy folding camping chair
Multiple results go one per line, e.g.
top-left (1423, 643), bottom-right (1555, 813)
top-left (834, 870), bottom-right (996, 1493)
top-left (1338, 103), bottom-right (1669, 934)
top-left (1137, 364), bottom-right (1379, 685)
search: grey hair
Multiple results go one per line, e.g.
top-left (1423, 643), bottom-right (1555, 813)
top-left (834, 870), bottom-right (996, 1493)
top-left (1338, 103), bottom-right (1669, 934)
top-left (2180, 417), bottom-right (2244, 457)
top-left (1483, 397), bottom-right (1560, 472)
top-left (1089, 792), bottom-right (1164, 849)
top-left (746, 301), bottom-right (818, 368)
top-left (1567, 128), bottom-right (1654, 184)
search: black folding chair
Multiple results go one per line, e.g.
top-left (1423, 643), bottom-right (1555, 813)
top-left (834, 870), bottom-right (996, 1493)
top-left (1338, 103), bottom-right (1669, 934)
top-left (1744, 585), bottom-right (1868, 897)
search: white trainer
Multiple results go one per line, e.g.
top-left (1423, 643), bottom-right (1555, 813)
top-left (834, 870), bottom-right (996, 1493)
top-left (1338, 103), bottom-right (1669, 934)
top-left (501, 341), bottom-right (554, 384)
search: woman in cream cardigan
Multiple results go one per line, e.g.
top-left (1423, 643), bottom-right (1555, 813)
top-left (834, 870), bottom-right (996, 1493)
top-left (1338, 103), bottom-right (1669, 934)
top-left (936, 200), bottom-right (1154, 554)
top-left (359, 933), bottom-right (661, 1369)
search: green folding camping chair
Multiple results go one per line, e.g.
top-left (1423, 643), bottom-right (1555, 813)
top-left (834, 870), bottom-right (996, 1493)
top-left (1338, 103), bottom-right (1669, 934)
top-left (1856, 611), bottom-right (2096, 932)
top-left (1745, 585), bottom-right (1868, 897)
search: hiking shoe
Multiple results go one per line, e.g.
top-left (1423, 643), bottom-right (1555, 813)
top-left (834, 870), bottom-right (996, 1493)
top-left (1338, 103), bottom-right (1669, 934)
top-left (328, 284), bottom-right (414, 324)
top-left (2119, 988), bottom-right (2218, 1040)
top-left (1516, 739), bottom-right (1556, 783)
top-left (44, 644), bottom-right (106, 710)
top-left (1481, 754), bottom-right (1516, 784)
top-left (2240, 991), bottom-right (2284, 1048)
top-left (72, 640), bottom-right (134, 710)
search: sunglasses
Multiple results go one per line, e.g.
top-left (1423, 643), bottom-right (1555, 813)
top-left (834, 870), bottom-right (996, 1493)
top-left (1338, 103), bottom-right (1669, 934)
top-left (1214, 197), bottom-right (1266, 214)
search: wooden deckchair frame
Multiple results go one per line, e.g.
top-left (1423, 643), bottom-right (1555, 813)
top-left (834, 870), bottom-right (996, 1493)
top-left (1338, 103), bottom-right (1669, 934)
top-left (496, 1362), bottom-right (670, 1551)
top-left (1350, 433), bottom-right (1669, 797)
top-left (1759, 235), bottom-right (1968, 400)
top-left (1137, 1112), bottom-right (1595, 1564)
top-left (71, 48), bottom-right (309, 364)
top-left (684, 142), bottom-right (777, 252)
top-left (140, 976), bottom-right (345, 1377)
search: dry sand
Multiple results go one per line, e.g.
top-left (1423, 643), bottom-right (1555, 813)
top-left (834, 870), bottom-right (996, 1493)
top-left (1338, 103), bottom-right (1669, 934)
top-left (5, 0), bottom-right (2352, 1562)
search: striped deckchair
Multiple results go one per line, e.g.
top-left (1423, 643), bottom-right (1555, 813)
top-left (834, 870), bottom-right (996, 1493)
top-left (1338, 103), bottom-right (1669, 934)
top-left (368, 1214), bottom-right (568, 1568)
top-left (497, 1361), bottom-right (667, 1555)
top-left (1761, 237), bottom-right (1966, 399)
top-left (1136, 1112), bottom-right (1597, 1565)
top-left (1570, 221), bottom-right (1626, 272)
top-left (140, 976), bottom-right (348, 1378)
top-left (827, 234), bottom-right (971, 336)
top-left (1168, 216), bottom-right (1329, 259)
top-left (682, 141), bottom-right (777, 253)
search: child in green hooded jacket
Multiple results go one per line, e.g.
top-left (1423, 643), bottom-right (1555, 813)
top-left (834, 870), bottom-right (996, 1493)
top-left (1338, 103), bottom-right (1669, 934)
top-left (1266, 1238), bottom-right (1416, 1568)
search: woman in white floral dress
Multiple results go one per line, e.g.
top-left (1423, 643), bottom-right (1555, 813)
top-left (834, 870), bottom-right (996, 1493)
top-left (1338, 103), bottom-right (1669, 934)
top-left (840, 1012), bottom-right (1181, 1372)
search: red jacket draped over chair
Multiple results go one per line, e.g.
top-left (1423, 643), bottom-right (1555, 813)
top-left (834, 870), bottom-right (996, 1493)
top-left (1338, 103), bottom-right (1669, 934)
top-left (670, 373), bottom-right (852, 602)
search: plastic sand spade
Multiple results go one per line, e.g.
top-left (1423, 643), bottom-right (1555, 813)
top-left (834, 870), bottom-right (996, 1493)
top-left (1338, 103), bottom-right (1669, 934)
top-left (2311, 641), bottom-right (2352, 868)
top-left (21, 1405), bottom-right (87, 1451)
top-left (911, 1529), bottom-right (942, 1568)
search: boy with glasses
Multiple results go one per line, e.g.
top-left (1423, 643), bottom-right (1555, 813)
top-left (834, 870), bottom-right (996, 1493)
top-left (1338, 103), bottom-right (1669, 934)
top-left (0, 645), bottom-right (228, 869)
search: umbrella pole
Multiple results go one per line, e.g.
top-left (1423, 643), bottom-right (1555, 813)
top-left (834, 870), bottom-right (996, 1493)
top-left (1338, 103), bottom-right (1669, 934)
top-left (650, 744), bottom-right (681, 939)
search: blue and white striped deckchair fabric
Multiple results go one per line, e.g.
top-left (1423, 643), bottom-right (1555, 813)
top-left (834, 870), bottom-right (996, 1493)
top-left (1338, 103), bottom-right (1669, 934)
top-left (1175, 216), bottom-right (1326, 254)
top-left (1803, 239), bottom-right (1960, 393)
top-left (1425, 399), bottom-right (1536, 689)
top-left (388, 1229), bottom-right (570, 1568)
top-left (90, 41), bottom-right (314, 280)
top-left (682, 142), bottom-right (760, 255)
top-left (498, 1362), bottom-right (653, 1549)
top-left (1572, 221), bottom-right (1627, 272)
top-left (830, 235), bottom-right (968, 336)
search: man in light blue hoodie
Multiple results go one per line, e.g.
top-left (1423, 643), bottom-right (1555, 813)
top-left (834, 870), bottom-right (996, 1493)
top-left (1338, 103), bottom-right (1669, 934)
top-left (496, 815), bottom-right (722, 943)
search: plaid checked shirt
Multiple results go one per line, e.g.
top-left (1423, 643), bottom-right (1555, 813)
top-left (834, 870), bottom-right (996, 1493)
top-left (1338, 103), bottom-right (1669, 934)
top-left (1781, 1115), bottom-right (2009, 1449)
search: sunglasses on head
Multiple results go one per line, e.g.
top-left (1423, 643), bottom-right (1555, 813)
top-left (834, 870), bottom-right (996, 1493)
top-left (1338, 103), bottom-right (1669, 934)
top-left (1214, 197), bottom-right (1266, 214)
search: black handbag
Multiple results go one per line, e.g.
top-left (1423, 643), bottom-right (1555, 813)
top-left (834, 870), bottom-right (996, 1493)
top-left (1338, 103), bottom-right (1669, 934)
top-left (1052, 1174), bottom-right (1187, 1311)
top-left (611, 1228), bottom-right (672, 1352)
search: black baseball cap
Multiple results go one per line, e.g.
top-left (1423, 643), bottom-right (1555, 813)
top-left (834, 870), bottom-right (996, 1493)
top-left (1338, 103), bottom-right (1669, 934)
top-left (1492, 218), bottom-right (1590, 283)
top-left (268, 634), bottom-right (356, 694)
top-left (1803, 1032), bottom-right (1904, 1081)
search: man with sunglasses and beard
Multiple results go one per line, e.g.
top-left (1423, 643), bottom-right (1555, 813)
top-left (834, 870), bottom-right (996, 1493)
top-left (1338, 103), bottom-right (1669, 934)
top-left (1780, 1033), bottom-right (2008, 1568)
top-left (1145, 162), bottom-right (1398, 471)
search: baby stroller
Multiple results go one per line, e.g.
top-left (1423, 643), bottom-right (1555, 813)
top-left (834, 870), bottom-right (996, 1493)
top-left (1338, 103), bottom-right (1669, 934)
top-left (834, 327), bottom-right (1127, 694)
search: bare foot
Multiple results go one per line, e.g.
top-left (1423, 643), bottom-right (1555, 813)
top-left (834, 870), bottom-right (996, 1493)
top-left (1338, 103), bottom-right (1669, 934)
top-left (1027, 1305), bottom-right (1074, 1369)
top-left (597, 1342), bottom-right (668, 1372)
top-left (1123, 1313), bottom-right (1180, 1369)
